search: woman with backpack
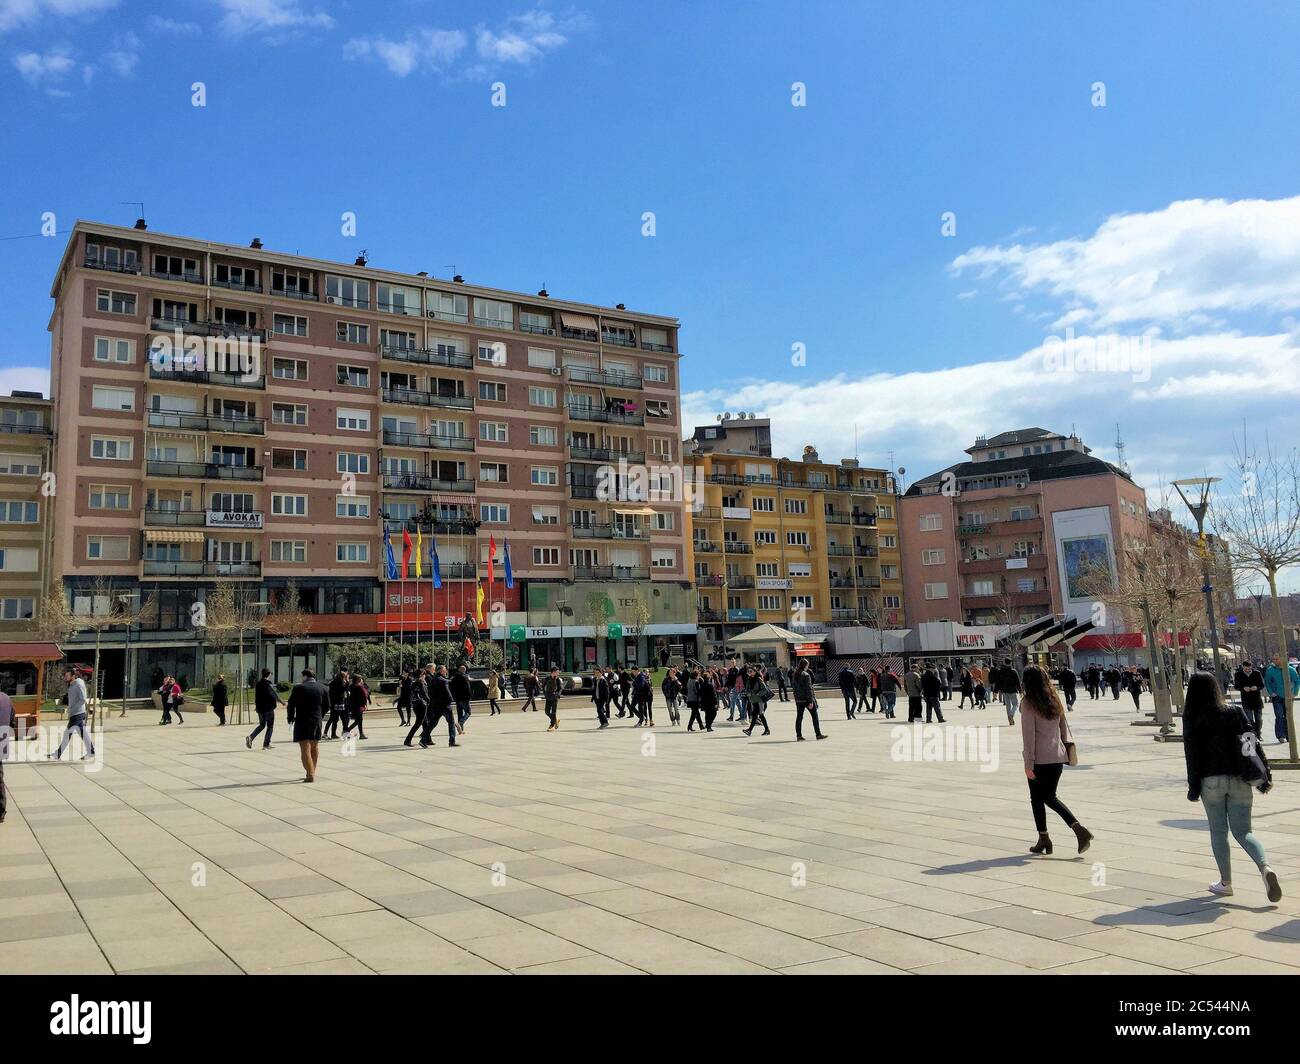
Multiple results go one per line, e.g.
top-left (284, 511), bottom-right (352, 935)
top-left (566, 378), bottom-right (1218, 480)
top-left (1020, 665), bottom-right (1091, 856)
top-left (1183, 672), bottom-right (1282, 902)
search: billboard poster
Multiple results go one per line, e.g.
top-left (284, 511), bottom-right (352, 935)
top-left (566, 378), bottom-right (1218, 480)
top-left (1061, 535), bottom-right (1112, 599)
top-left (1050, 506), bottom-right (1118, 622)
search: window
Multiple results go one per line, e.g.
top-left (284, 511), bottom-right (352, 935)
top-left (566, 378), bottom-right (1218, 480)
top-left (272, 402), bottom-right (307, 426)
top-left (377, 283), bottom-right (419, 315)
top-left (214, 263), bottom-right (257, 289)
top-left (0, 500), bottom-right (38, 523)
top-left (93, 336), bottom-right (133, 363)
top-left (480, 503), bottom-right (509, 523)
top-left (641, 327), bottom-right (670, 351)
top-left (883, 595), bottom-right (901, 609)
top-left (91, 437), bottom-right (132, 460)
top-left (326, 275), bottom-right (370, 309)
top-left (1012, 540), bottom-right (1037, 558)
top-left (528, 386), bottom-right (556, 407)
top-left (0, 548), bottom-right (37, 572)
top-left (92, 385), bottom-right (134, 412)
top-left (1010, 505), bottom-right (1035, 521)
top-left (479, 380), bottom-right (507, 402)
top-left (271, 493), bottom-right (307, 516)
top-left (644, 364), bottom-right (668, 383)
top-left (924, 582), bottom-right (949, 600)
top-left (645, 400), bottom-right (671, 419)
top-left (96, 289), bottom-right (136, 315)
top-left (336, 408), bottom-right (371, 432)
top-left (877, 504), bottom-right (894, 519)
top-left (87, 535), bottom-right (129, 560)
top-left (758, 594), bottom-right (781, 611)
top-left (1, 597), bottom-right (35, 619)
top-left (336, 322), bottom-right (370, 345)
top-left (337, 451), bottom-right (370, 474)
top-left (336, 542), bottom-right (370, 563)
top-left (881, 534), bottom-right (897, 548)
top-left (0, 453), bottom-right (40, 475)
top-left (478, 342), bottom-right (505, 365)
top-left (273, 357), bottom-right (308, 380)
top-left (754, 529), bottom-right (777, 545)
top-left (785, 498), bottom-right (807, 515)
top-left (270, 540), bottom-right (307, 562)
top-left (881, 564), bottom-right (898, 579)
top-left (89, 485), bottom-right (130, 510)
top-left (651, 548), bottom-right (676, 569)
top-left (479, 462), bottom-right (508, 483)
top-left (749, 496), bottom-right (774, 513)
top-left (532, 505), bottom-right (559, 524)
top-left (272, 268), bottom-right (313, 298)
top-left (531, 466), bottom-right (558, 486)
top-left (480, 422), bottom-right (508, 443)
top-left (791, 594), bottom-right (814, 610)
top-left (788, 562), bottom-right (812, 578)
top-left (85, 243), bottom-right (137, 271)
top-left (653, 511), bottom-right (675, 531)
top-left (428, 290), bottom-right (468, 323)
top-left (971, 579), bottom-right (995, 596)
top-left (272, 448), bottom-right (307, 471)
top-left (336, 495), bottom-right (371, 519)
top-left (473, 297), bottom-right (513, 329)
top-left (273, 313), bottom-right (308, 337)
top-left (786, 531), bottom-right (809, 546)
top-left (533, 546), bottom-right (560, 565)
top-left (526, 347), bottom-right (556, 369)
top-left (919, 513), bottom-right (942, 531)
top-left (921, 548), bottom-right (946, 565)
top-left (529, 425), bottom-right (556, 446)
top-left (519, 310), bottom-right (553, 334)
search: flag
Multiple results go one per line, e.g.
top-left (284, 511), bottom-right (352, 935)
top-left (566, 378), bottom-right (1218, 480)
top-left (503, 540), bottom-right (514, 588)
top-left (415, 527), bottom-right (423, 580)
top-left (430, 535), bottom-right (442, 589)
top-left (487, 535), bottom-right (496, 588)
top-left (476, 580), bottom-right (486, 625)
top-left (464, 637), bottom-right (474, 658)
top-left (384, 528), bottom-right (398, 580)
top-left (401, 528), bottom-right (413, 580)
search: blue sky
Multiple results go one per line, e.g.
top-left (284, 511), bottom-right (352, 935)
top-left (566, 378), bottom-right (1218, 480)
top-left (3, 0), bottom-right (1299, 586)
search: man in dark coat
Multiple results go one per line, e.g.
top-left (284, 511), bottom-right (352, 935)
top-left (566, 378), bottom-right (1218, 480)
top-left (592, 668), bottom-right (612, 728)
top-left (324, 669), bottom-right (350, 739)
top-left (1058, 665), bottom-right (1078, 711)
top-left (837, 666), bottom-right (858, 719)
top-left (1235, 660), bottom-right (1266, 736)
top-left (211, 675), bottom-right (229, 726)
top-left (421, 666), bottom-right (458, 747)
top-left (247, 668), bottom-right (281, 749)
top-left (450, 664), bottom-right (472, 730)
top-left (403, 668), bottom-right (430, 746)
top-left (287, 669), bottom-right (329, 782)
top-left (921, 665), bottom-right (946, 723)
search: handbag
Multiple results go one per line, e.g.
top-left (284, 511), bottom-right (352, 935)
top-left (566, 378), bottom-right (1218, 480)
top-left (1234, 707), bottom-right (1270, 788)
top-left (1061, 716), bottom-right (1078, 766)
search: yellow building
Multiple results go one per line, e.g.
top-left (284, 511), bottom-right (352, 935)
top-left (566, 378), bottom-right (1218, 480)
top-left (0, 391), bottom-right (55, 638)
top-left (683, 421), bottom-right (904, 659)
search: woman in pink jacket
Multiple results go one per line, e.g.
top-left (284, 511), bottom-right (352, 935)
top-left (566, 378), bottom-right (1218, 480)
top-left (1020, 666), bottom-right (1091, 856)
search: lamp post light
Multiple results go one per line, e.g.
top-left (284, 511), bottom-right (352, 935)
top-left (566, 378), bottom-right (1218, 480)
top-left (1171, 477), bottom-right (1224, 681)
top-left (1249, 586), bottom-right (1269, 663)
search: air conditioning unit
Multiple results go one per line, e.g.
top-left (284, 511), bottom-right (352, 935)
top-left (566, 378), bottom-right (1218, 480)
top-left (550, 366), bottom-right (562, 376)
top-left (326, 295), bottom-right (339, 304)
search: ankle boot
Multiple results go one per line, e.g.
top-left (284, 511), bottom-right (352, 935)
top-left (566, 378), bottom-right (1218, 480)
top-left (1029, 833), bottom-right (1052, 855)
top-left (1071, 823), bottom-right (1093, 854)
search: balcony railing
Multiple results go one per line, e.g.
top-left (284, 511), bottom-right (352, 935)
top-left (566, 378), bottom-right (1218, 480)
top-left (727, 576), bottom-right (755, 589)
top-left (151, 316), bottom-right (266, 341)
top-left (84, 256), bottom-right (141, 275)
top-left (825, 512), bottom-right (851, 524)
top-left (146, 460), bottom-right (264, 481)
top-left (147, 410), bottom-right (266, 435)
top-left (721, 541), bottom-right (752, 554)
top-left (568, 445), bottom-right (646, 465)
top-left (382, 430), bottom-right (475, 452)
top-left (565, 405), bottom-right (644, 426)
top-left (573, 565), bottom-right (649, 582)
top-left (143, 560), bottom-right (261, 577)
top-left (272, 286), bottom-right (318, 302)
top-left (641, 341), bottom-right (674, 353)
top-left (561, 327), bottom-right (598, 343)
top-left (693, 541), bottom-right (719, 553)
top-left (697, 608), bottom-right (724, 622)
top-left (143, 508), bottom-right (206, 527)
top-left (569, 524), bottom-right (650, 541)
top-left (382, 387), bottom-right (474, 411)
top-left (382, 473), bottom-right (475, 493)
top-left (147, 364), bottom-right (266, 390)
top-left (380, 345), bottom-right (474, 369)
top-left (0, 422), bottom-right (50, 435)
top-left (851, 512), bottom-right (877, 526)
top-left (692, 506), bottom-right (721, 520)
top-left (211, 278), bottom-right (263, 294)
top-left (151, 268), bottom-right (204, 284)
top-left (601, 332), bottom-right (637, 348)
top-left (853, 544), bottom-right (878, 557)
top-left (826, 545), bottom-right (853, 556)
top-left (519, 321), bottom-right (556, 336)
top-left (567, 366), bottom-right (643, 389)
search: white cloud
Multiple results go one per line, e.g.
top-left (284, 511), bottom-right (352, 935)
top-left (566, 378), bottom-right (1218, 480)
top-left (0, 0), bottom-right (116, 34)
top-left (0, 365), bottom-right (49, 396)
top-left (475, 9), bottom-right (573, 65)
top-left (104, 29), bottom-right (137, 76)
top-left (12, 46), bottom-right (74, 85)
top-left (951, 196), bottom-right (1300, 330)
top-left (148, 15), bottom-right (201, 34)
top-left (215, 0), bottom-right (334, 37)
top-left (343, 27), bottom-right (467, 77)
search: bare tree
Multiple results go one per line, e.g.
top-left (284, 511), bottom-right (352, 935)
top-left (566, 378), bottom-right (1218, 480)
top-left (202, 582), bottom-right (238, 688)
top-left (64, 577), bottom-right (154, 727)
top-left (265, 580), bottom-right (312, 684)
top-left (230, 585), bottom-right (269, 725)
top-left (1213, 436), bottom-right (1300, 763)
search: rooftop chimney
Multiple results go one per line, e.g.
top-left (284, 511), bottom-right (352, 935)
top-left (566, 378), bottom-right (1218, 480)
top-left (453, 275), bottom-right (465, 284)
top-left (615, 303), bottom-right (626, 310)
top-left (133, 218), bottom-right (147, 230)
top-left (538, 288), bottom-right (548, 298)
top-left (249, 237), bottom-right (263, 249)
top-left (416, 271), bottom-right (428, 277)
top-left (354, 250), bottom-right (368, 267)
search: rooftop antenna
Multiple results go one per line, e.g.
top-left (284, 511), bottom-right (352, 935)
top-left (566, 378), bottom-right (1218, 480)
top-left (121, 201), bottom-right (145, 227)
top-left (1114, 423), bottom-right (1129, 475)
top-left (442, 264), bottom-right (456, 277)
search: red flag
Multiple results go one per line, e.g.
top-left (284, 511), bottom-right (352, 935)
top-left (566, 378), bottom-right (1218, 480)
top-left (487, 535), bottom-right (496, 587)
top-left (401, 528), bottom-right (413, 580)
top-left (464, 638), bottom-right (474, 658)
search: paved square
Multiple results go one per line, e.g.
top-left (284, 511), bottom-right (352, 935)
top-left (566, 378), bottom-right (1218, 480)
top-left (2, 693), bottom-right (1298, 974)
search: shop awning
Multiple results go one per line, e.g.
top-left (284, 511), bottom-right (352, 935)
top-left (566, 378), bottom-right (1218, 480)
top-left (560, 312), bottom-right (598, 331)
top-left (144, 529), bottom-right (204, 543)
top-left (612, 506), bottom-right (655, 517)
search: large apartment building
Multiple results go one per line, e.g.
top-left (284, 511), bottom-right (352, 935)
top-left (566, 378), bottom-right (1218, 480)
top-left (898, 427), bottom-right (1148, 645)
top-left (0, 392), bottom-right (55, 636)
top-left (47, 220), bottom-right (690, 692)
top-left (684, 418), bottom-right (905, 660)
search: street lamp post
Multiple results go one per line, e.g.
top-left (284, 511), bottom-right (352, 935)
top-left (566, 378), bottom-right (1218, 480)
top-left (1172, 477), bottom-right (1224, 682)
top-left (1249, 587), bottom-right (1269, 662)
top-left (555, 599), bottom-right (567, 673)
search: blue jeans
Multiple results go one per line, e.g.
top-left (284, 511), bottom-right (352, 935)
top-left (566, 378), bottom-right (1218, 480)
top-left (57, 714), bottom-right (94, 758)
top-left (1199, 774), bottom-right (1269, 884)
top-left (1003, 692), bottom-right (1020, 721)
top-left (1271, 697), bottom-right (1290, 743)
top-left (882, 691), bottom-right (896, 716)
top-left (457, 700), bottom-right (472, 726)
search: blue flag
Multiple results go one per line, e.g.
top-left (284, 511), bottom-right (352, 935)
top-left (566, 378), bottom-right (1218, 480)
top-left (503, 539), bottom-right (514, 588)
top-left (430, 534), bottom-right (442, 589)
top-left (384, 528), bottom-right (398, 580)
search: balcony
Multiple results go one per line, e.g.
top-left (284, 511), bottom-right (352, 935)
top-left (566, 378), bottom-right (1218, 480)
top-left (727, 576), bottom-right (755, 589)
top-left (380, 345), bottom-right (474, 370)
top-left (858, 576), bottom-right (882, 588)
top-left (570, 524), bottom-right (650, 541)
top-left (565, 405), bottom-right (644, 426)
top-left (831, 607), bottom-right (858, 621)
top-left (570, 483), bottom-right (598, 500)
top-left (383, 560), bottom-right (475, 581)
top-left (959, 554), bottom-right (1048, 575)
top-left (0, 422), bottom-right (50, 436)
top-left (211, 277), bottom-right (263, 295)
top-left (721, 541), bottom-right (752, 554)
top-left (383, 519), bottom-right (479, 536)
top-left (722, 506), bottom-right (751, 520)
top-left (692, 540), bottom-right (720, 553)
top-left (150, 316), bottom-right (266, 342)
top-left (146, 460), bottom-right (264, 481)
top-left (272, 286), bottom-right (318, 302)
top-left (641, 340), bottom-right (674, 353)
top-left (692, 506), bottom-right (721, 520)
top-left (151, 268), bottom-right (204, 284)
top-left (825, 511), bottom-right (850, 524)
top-left (147, 364), bottom-right (265, 391)
top-left (707, 472), bottom-right (749, 485)
top-left (567, 367), bottom-right (643, 389)
top-left (382, 430), bottom-right (475, 452)
top-left (143, 508), bottom-right (206, 527)
top-left (961, 516), bottom-right (1045, 538)
top-left (382, 473), bottom-right (475, 494)
top-left (697, 607), bottom-right (724, 623)
top-left (84, 255), bottom-right (141, 276)
top-left (382, 387), bottom-right (474, 411)
top-left (143, 560), bottom-right (261, 578)
top-left (826, 545), bottom-right (853, 556)
top-left (520, 321), bottom-right (556, 336)
top-left (829, 577), bottom-right (856, 588)
top-left (569, 445), bottom-right (646, 465)
top-left (853, 544), bottom-right (878, 557)
top-left (851, 512), bottom-right (877, 526)
top-left (147, 410), bottom-right (266, 435)
top-left (962, 590), bottom-right (1052, 611)
top-left (561, 326), bottom-right (598, 343)
top-left (600, 331), bottom-right (637, 348)
top-left (573, 565), bottom-right (649, 582)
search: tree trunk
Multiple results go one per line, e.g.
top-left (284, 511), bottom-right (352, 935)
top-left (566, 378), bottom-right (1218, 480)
top-left (1167, 610), bottom-right (1186, 712)
top-left (1142, 601), bottom-right (1173, 728)
top-left (1267, 570), bottom-right (1298, 764)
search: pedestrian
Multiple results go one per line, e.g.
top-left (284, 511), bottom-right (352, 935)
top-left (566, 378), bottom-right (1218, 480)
top-left (661, 667), bottom-right (682, 726)
top-left (51, 666), bottom-right (96, 761)
top-left (837, 665), bottom-right (857, 719)
top-left (791, 659), bottom-right (826, 741)
top-left (509, 668), bottom-right (520, 698)
top-left (0, 687), bottom-right (14, 822)
top-left (403, 667), bottom-right (430, 747)
top-left (1182, 671), bottom-right (1282, 901)
top-left (343, 673), bottom-right (370, 740)
top-left (592, 667), bottom-right (612, 728)
top-left (543, 666), bottom-right (563, 731)
top-left (999, 659), bottom-right (1022, 724)
top-left (1263, 655), bottom-right (1298, 746)
top-left (958, 665), bottom-right (974, 708)
top-left (1020, 665), bottom-right (1091, 856)
top-left (618, 664), bottom-right (633, 716)
top-left (451, 664), bottom-right (472, 731)
top-left (158, 674), bottom-right (182, 725)
top-left (941, 664), bottom-right (953, 701)
top-left (1058, 665), bottom-right (1077, 711)
top-left (324, 668), bottom-right (349, 739)
top-left (211, 674), bottom-right (228, 726)
top-left (286, 668), bottom-right (327, 783)
top-left (1105, 665), bottom-right (1121, 700)
top-left (741, 665), bottom-right (772, 737)
top-left (879, 666), bottom-right (898, 718)
top-left (424, 665), bottom-right (458, 747)
top-left (698, 669), bottom-right (719, 732)
top-left (775, 665), bottom-right (789, 703)
top-left (904, 663), bottom-right (923, 722)
top-left (855, 666), bottom-right (871, 712)
top-left (395, 668), bottom-right (412, 727)
top-left (921, 664), bottom-right (946, 723)
top-left (1125, 666), bottom-right (1142, 711)
top-left (685, 668), bottom-right (704, 731)
top-left (487, 668), bottom-right (502, 715)
top-left (246, 668), bottom-right (281, 749)
top-left (522, 669), bottom-right (540, 712)
top-left (1233, 660), bottom-right (1265, 737)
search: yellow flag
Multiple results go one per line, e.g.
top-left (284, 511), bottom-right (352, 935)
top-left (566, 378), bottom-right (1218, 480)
top-left (415, 527), bottom-right (423, 579)
top-left (476, 581), bottom-right (486, 624)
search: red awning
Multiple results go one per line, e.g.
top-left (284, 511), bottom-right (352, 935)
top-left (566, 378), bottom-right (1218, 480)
top-left (0, 641), bottom-right (63, 660)
top-left (1071, 632), bottom-right (1190, 651)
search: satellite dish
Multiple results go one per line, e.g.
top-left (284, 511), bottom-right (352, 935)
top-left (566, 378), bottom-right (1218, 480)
top-left (897, 467), bottom-right (906, 476)
top-left (715, 414), bottom-right (723, 422)
top-left (747, 412), bottom-right (757, 419)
